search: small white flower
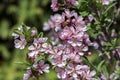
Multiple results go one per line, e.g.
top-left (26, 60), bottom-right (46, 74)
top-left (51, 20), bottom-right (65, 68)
top-left (52, 56), bottom-right (66, 67)
top-left (55, 67), bottom-right (67, 79)
top-left (23, 69), bottom-right (32, 80)
top-left (82, 46), bottom-right (88, 51)
top-left (78, 52), bottom-right (84, 56)
top-left (33, 60), bottom-right (50, 74)
top-left (100, 0), bottom-right (115, 5)
top-left (43, 22), bottom-right (51, 31)
top-left (12, 33), bottom-right (19, 39)
top-left (31, 30), bottom-right (37, 37)
top-left (38, 37), bottom-right (48, 43)
top-left (14, 36), bottom-right (27, 49)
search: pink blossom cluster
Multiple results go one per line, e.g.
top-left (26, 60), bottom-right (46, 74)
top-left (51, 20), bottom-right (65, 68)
top-left (43, 0), bottom-right (97, 79)
top-left (12, 0), bottom-right (98, 80)
top-left (51, 0), bottom-right (79, 12)
top-left (12, 26), bottom-right (30, 49)
top-left (12, 26), bottom-right (51, 80)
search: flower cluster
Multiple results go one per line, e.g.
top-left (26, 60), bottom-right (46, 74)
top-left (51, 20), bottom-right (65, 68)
top-left (42, 0), bottom-right (97, 79)
top-left (12, 0), bottom-right (119, 80)
top-left (55, 63), bottom-right (96, 80)
top-left (12, 26), bottom-right (30, 49)
top-left (28, 37), bottom-right (51, 58)
top-left (12, 25), bottom-right (51, 80)
top-left (51, 0), bottom-right (79, 12)
top-left (12, 0), bottom-right (97, 80)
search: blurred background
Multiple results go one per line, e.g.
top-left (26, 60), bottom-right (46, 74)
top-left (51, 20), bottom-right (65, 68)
top-left (0, 0), bottom-right (57, 80)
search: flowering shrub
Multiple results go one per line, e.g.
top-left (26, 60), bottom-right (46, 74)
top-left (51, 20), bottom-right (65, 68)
top-left (12, 0), bottom-right (120, 80)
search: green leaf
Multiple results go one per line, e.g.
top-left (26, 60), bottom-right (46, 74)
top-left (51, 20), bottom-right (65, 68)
top-left (80, 11), bottom-right (89, 16)
top-left (14, 30), bottom-right (24, 36)
top-left (22, 24), bottom-right (28, 34)
top-left (47, 57), bottom-right (52, 63)
top-left (103, 41), bottom-right (112, 47)
top-left (21, 24), bottom-right (32, 39)
top-left (52, 65), bottom-right (56, 69)
top-left (103, 3), bottom-right (117, 15)
top-left (34, 56), bottom-right (45, 62)
top-left (37, 32), bottom-right (44, 38)
top-left (14, 62), bottom-right (30, 66)
top-left (87, 23), bottom-right (91, 30)
top-left (111, 38), bottom-right (117, 46)
top-left (99, 53), bottom-right (103, 56)
top-left (97, 60), bottom-right (105, 72)
top-left (115, 69), bottom-right (120, 75)
top-left (102, 66), bottom-right (109, 79)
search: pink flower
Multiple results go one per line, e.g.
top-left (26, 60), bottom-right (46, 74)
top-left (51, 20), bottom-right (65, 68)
top-left (52, 56), bottom-right (66, 67)
top-left (65, 0), bottom-right (79, 6)
top-left (28, 38), bottom-right (48, 58)
top-left (76, 65), bottom-right (96, 79)
top-left (43, 14), bottom-right (64, 31)
top-left (100, 74), bottom-right (107, 80)
top-left (75, 16), bottom-right (87, 32)
top-left (72, 30), bottom-right (84, 40)
top-left (13, 26), bottom-right (32, 49)
top-left (88, 14), bottom-right (95, 22)
top-left (68, 52), bottom-right (82, 63)
top-left (38, 37), bottom-right (48, 43)
top-left (43, 20), bottom-right (54, 31)
top-left (67, 38), bottom-right (82, 47)
top-left (66, 28), bottom-right (84, 47)
top-left (50, 14), bottom-right (64, 31)
top-left (14, 36), bottom-right (27, 49)
top-left (50, 45), bottom-right (67, 67)
top-left (51, 0), bottom-right (79, 12)
top-left (67, 63), bottom-right (83, 79)
top-left (51, 14), bottom-right (64, 24)
top-left (49, 30), bottom-right (60, 45)
top-left (93, 42), bottom-right (99, 49)
top-left (51, 36), bottom-right (59, 45)
top-left (67, 64), bottom-right (90, 77)
top-left (31, 30), bottom-right (37, 37)
top-left (50, 46), bottom-right (63, 58)
top-left (55, 67), bottom-right (67, 79)
top-left (23, 68), bottom-right (32, 80)
top-left (63, 45), bottom-right (74, 54)
top-left (84, 70), bottom-right (96, 79)
top-left (100, 0), bottom-right (115, 5)
top-left (81, 33), bottom-right (93, 47)
top-left (82, 46), bottom-right (88, 51)
top-left (51, 0), bottom-right (59, 12)
top-left (28, 39), bottom-right (41, 58)
top-left (63, 9), bottom-right (77, 18)
top-left (59, 26), bottom-right (74, 40)
top-left (33, 60), bottom-right (49, 74)
top-left (42, 43), bottom-right (52, 54)
top-left (12, 33), bottom-right (19, 39)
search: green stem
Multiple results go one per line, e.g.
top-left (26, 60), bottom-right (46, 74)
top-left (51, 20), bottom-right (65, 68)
top-left (83, 56), bottom-right (100, 74)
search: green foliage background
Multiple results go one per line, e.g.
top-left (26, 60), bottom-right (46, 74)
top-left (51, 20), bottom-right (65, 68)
top-left (0, 0), bottom-right (57, 80)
